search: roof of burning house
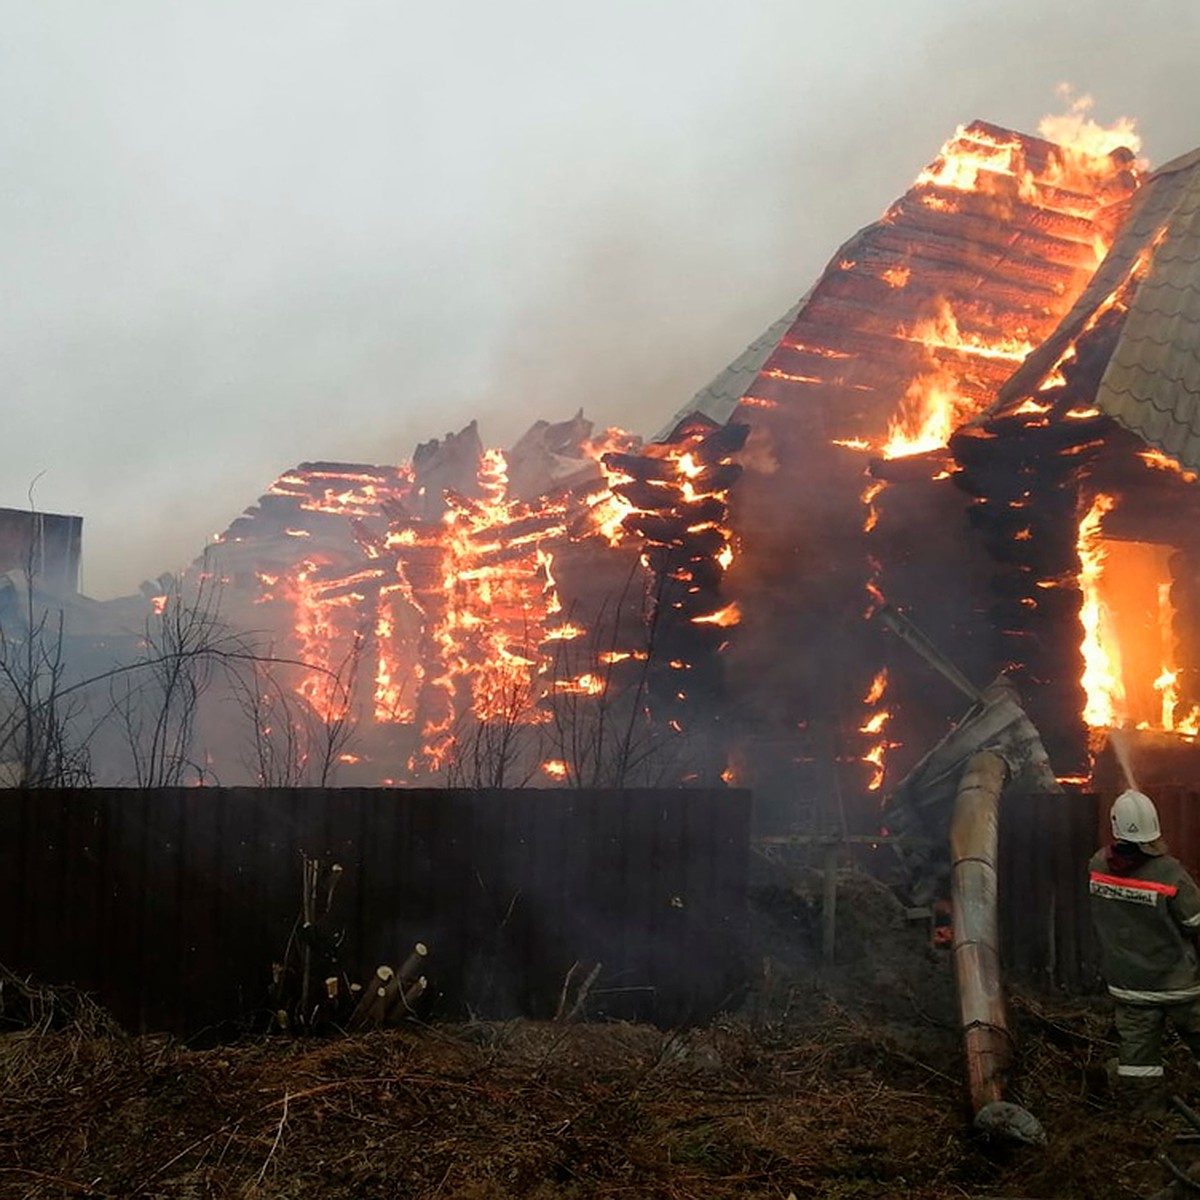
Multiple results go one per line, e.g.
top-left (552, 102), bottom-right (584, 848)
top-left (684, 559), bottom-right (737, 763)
top-left (990, 147), bottom-right (1200, 470)
top-left (658, 297), bottom-right (806, 434)
top-left (661, 120), bottom-right (1134, 444)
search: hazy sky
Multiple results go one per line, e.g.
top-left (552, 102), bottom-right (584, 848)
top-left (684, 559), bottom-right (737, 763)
top-left (3, 1), bottom-right (1200, 597)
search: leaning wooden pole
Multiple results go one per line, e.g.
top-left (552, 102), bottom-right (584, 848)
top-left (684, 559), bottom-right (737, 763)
top-left (950, 750), bottom-right (1010, 1113)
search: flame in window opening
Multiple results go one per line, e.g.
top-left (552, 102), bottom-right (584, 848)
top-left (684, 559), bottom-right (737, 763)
top-left (1077, 494), bottom-right (1123, 728)
top-left (1074, 499), bottom-right (1197, 739)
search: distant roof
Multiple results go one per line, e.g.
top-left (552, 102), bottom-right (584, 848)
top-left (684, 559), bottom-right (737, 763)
top-left (990, 147), bottom-right (1200, 469)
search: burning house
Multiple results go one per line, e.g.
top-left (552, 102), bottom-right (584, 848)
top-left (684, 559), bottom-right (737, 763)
top-left (954, 144), bottom-right (1200, 794)
top-left (201, 412), bottom-right (746, 788)
top-left (35, 104), bottom-right (1200, 822)
top-left (660, 115), bottom-right (1147, 829)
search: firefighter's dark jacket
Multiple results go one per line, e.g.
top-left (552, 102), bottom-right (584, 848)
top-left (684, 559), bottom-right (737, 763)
top-left (1089, 844), bottom-right (1200, 1002)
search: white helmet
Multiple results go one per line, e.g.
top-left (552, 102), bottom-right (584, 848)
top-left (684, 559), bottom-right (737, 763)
top-left (1111, 790), bottom-right (1161, 844)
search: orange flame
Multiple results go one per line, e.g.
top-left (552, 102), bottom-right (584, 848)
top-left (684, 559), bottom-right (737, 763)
top-left (859, 669), bottom-right (893, 791)
top-left (882, 365), bottom-right (968, 459)
top-left (1077, 494), bottom-right (1123, 728)
top-left (1140, 448), bottom-right (1198, 483)
top-left (691, 602), bottom-right (741, 628)
top-left (1037, 87), bottom-right (1142, 181)
top-left (897, 299), bottom-right (1035, 363)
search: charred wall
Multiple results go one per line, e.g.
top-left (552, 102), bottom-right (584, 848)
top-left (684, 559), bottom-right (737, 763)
top-left (704, 122), bottom-right (1136, 832)
top-left (953, 402), bottom-right (1200, 785)
top-left (868, 454), bottom-right (998, 779)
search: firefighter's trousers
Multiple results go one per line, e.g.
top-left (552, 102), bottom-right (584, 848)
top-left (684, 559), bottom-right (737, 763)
top-left (1114, 997), bottom-right (1200, 1079)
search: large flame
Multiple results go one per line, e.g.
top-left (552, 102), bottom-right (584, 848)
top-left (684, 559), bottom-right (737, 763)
top-left (1037, 86), bottom-right (1142, 177)
top-left (1074, 492), bottom-right (1200, 743)
top-left (1077, 493), bottom-right (1123, 728)
top-left (883, 366), bottom-right (969, 460)
top-left (897, 299), bottom-right (1036, 364)
top-left (916, 91), bottom-right (1140, 235)
top-left (256, 415), bottom-right (741, 781)
top-left (841, 95), bottom-right (1140, 467)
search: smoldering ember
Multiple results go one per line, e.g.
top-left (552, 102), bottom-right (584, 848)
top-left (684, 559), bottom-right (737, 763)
top-left (9, 101), bottom-right (1200, 1200)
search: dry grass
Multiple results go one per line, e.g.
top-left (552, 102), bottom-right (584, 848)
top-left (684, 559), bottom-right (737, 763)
top-left (0, 879), bottom-right (1195, 1199)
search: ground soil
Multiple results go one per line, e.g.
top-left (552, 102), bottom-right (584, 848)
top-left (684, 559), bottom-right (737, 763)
top-left (2, 869), bottom-right (1197, 1199)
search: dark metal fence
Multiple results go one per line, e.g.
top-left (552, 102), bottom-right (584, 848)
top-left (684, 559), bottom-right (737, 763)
top-left (0, 788), bottom-right (751, 1037)
top-left (997, 788), bottom-right (1200, 994)
top-left (998, 791), bottom-right (1102, 994)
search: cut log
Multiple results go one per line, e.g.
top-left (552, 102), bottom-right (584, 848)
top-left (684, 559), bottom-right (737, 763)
top-left (398, 942), bottom-right (429, 985)
top-left (348, 965), bottom-right (399, 1030)
top-left (401, 975), bottom-right (427, 1011)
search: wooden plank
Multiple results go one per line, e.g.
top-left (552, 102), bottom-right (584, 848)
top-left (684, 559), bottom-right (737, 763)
top-left (1050, 794), bottom-right (1077, 992)
top-left (721, 790), bottom-right (754, 1008)
top-left (217, 791), bottom-right (261, 1031)
top-left (63, 789), bottom-right (105, 1000)
top-left (555, 789), bottom-right (589, 990)
top-left (508, 788), bottom-right (541, 1015)
top-left (621, 790), bottom-right (657, 1022)
top-left (656, 790), bottom-right (690, 1023)
top-left (1007, 792), bottom-right (1035, 988)
top-left (587, 788), bottom-right (626, 1016)
top-left (21, 792), bottom-right (55, 984)
top-left (138, 790), bottom-right (185, 1032)
top-left (524, 788), bottom-right (564, 1019)
top-left (99, 789), bottom-right (148, 1029)
top-left (354, 788), bottom-right (389, 978)
top-left (256, 788), bottom-right (299, 1028)
top-left (0, 790), bottom-right (28, 969)
top-left (1175, 787), bottom-right (1200, 875)
top-left (321, 786), bottom-right (363, 1000)
top-left (178, 789), bottom-right (222, 1038)
top-left (1034, 794), bottom-right (1059, 988)
top-left (436, 788), bottom-right (479, 1013)
top-left (403, 790), bottom-right (443, 1003)
top-left (1068, 792), bottom-right (1101, 992)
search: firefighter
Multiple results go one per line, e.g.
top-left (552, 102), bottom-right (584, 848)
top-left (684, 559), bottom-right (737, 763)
top-left (1089, 790), bottom-right (1200, 1100)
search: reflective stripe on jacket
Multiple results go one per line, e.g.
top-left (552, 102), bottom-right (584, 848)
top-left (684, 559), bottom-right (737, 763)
top-left (1089, 848), bottom-right (1200, 1002)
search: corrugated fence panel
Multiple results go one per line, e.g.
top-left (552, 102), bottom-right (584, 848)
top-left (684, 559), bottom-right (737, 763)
top-left (0, 788), bottom-right (751, 1036)
top-left (999, 791), bottom-right (1101, 994)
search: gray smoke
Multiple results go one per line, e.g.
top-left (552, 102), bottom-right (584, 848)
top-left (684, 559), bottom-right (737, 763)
top-left (1, 0), bottom-right (1197, 597)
